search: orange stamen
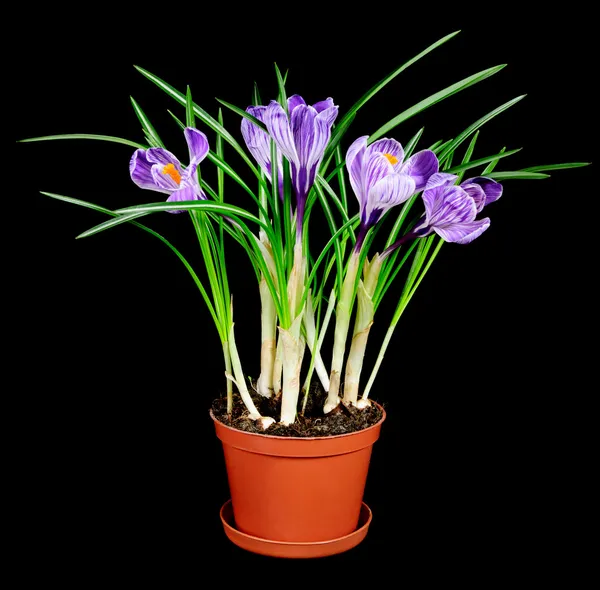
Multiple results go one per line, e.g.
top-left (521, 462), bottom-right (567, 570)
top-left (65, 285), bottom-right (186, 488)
top-left (383, 153), bottom-right (399, 165)
top-left (162, 163), bottom-right (181, 185)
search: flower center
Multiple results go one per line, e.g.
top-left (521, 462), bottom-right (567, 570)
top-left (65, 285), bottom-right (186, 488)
top-left (383, 153), bottom-right (399, 165)
top-left (162, 163), bottom-right (181, 185)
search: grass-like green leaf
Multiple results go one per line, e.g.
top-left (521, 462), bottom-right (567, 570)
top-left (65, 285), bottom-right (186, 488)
top-left (521, 162), bottom-right (591, 172)
top-left (274, 63), bottom-right (288, 112)
top-left (323, 31), bottom-right (461, 161)
top-left (437, 95), bottom-right (526, 162)
top-left (445, 148), bottom-right (521, 174)
top-left (186, 86), bottom-right (195, 128)
top-left (404, 127), bottom-right (425, 158)
top-left (19, 134), bottom-right (145, 149)
top-left (130, 97), bottom-right (164, 148)
top-left (486, 171), bottom-right (550, 180)
top-left (370, 64), bottom-right (507, 142)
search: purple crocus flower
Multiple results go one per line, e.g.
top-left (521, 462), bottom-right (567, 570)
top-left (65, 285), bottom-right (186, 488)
top-left (129, 127), bottom-right (209, 213)
top-left (241, 106), bottom-right (284, 195)
top-left (413, 173), bottom-right (490, 244)
top-left (264, 95), bottom-right (339, 237)
top-left (346, 135), bottom-right (439, 249)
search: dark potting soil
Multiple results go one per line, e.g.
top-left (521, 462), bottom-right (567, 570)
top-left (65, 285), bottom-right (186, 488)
top-left (211, 384), bottom-right (383, 437)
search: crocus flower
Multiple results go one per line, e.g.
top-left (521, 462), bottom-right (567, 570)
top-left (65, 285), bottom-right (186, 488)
top-left (241, 106), bottom-right (284, 195)
top-left (413, 173), bottom-right (490, 243)
top-left (264, 95), bottom-right (339, 236)
top-left (346, 135), bottom-right (439, 248)
top-left (129, 127), bottom-right (209, 213)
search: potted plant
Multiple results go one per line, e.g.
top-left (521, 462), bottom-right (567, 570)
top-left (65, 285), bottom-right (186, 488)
top-left (20, 30), bottom-right (589, 559)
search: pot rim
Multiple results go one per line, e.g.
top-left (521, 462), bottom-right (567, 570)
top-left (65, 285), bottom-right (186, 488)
top-left (209, 400), bottom-right (386, 442)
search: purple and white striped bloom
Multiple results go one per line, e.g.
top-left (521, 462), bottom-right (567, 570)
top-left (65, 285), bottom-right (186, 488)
top-left (264, 95), bottom-right (339, 235)
top-left (241, 106), bottom-right (284, 196)
top-left (346, 136), bottom-right (439, 244)
top-left (414, 173), bottom-right (491, 244)
top-left (129, 127), bottom-right (209, 213)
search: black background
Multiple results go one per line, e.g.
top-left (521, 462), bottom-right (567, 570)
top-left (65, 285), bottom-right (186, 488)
top-left (12, 7), bottom-right (596, 584)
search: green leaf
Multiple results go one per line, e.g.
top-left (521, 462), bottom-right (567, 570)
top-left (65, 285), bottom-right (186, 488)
top-left (437, 95), bottom-right (526, 162)
top-left (404, 127), bottom-right (425, 158)
top-left (274, 63), bottom-right (287, 112)
top-left (482, 147), bottom-right (506, 174)
top-left (323, 31), bottom-right (461, 161)
top-left (19, 134), bottom-right (145, 149)
top-left (168, 110), bottom-right (186, 130)
top-left (369, 64), bottom-right (507, 142)
top-left (186, 86), bottom-right (195, 128)
top-left (130, 97), bottom-right (164, 148)
top-left (445, 148), bottom-right (521, 174)
top-left (252, 82), bottom-right (261, 106)
top-left (486, 171), bottom-right (550, 180)
top-left (215, 98), bottom-right (266, 130)
top-left (521, 162), bottom-right (591, 173)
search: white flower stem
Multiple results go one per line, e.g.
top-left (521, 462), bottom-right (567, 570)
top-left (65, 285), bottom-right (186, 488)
top-left (227, 322), bottom-right (261, 420)
top-left (222, 340), bottom-right (233, 415)
top-left (325, 252), bottom-right (360, 413)
top-left (256, 276), bottom-right (276, 397)
top-left (343, 281), bottom-right (374, 407)
top-left (272, 335), bottom-right (283, 396)
top-left (361, 321), bottom-right (395, 403)
top-left (303, 290), bottom-right (330, 393)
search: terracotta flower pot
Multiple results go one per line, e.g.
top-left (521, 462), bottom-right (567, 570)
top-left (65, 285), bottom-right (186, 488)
top-left (210, 404), bottom-right (385, 558)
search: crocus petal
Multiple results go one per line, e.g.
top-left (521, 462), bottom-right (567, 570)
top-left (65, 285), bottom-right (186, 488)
top-left (366, 138), bottom-right (404, 171)
top-left (287, 95), bottom-right (306, 113)
top-left (290, 104), bottom-right (318, 167)
top-left (241, 106), bottom-right (272, 174)
top-left (434, 218), bottom-right (490, 244)
top-left (184, 127), bottom-right (209, 165)
top-left (151, 164), bottom-right (181, 191)
top-left (346, 136), bottom-right (369, 209)
top-left (364, 153), bottom-right (395, 196)
top-left (145, 147), bottom-right (182, 168)
top-left (265, 101), bottom-right (299, 165)
top-left (312, 97), bottom-right (335, 113)
top-left (423, 185), bottom-right (477, 227)
top-left (307, 105), bottom-right (338, 170)
top-left (165, 184), bottom-right (201, 214)
top-left (463, 176), bottom-right (503, 206)
top-left (366, 173), bottom-right (416, 225)
top-left (461, 182), bottom-right (487, 213)
top-left (425, 172), bottom-right (458, 191)
top-left (399, 150), bottom-right (439, 191)
top-left (130, 149), bottom-right (165, 192)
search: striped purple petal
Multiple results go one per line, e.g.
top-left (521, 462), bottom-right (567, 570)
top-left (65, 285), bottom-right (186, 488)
top-left (463, 176), bottom-right (503, 207)
top-left (312, 97), bottom-right (335, 113)
top-left (290, 104), bottom-right (318, 167)
top-left (265, 101), bottom-right (299, 165)
top-left (366, 174), bottom-right (416, 224)
top-left (130, 149), bottom-right (165, 192)
top-left (366, 138), bottom-right (404, 172)
top-left (425, 172), bottom-right (458, 191)
top-left (307, 105), bottom-right (338, 170)
top-left (287, 95), bottom-right (306, 113)
top-left (166, 184), bottom-right (201, 214)
top-left (346, 136), bottom-right (369, 211)
top-left (461, 182), bottom-right (487, 213)
top-left (399, 150), bottom-right (439, 191)
top-left (423, 185), bottom-right (477, 228)
top-left (433, 218), bottom-right (490, 244)
top-left (145, 147), bottom-right (182, 168)
top-left (184, 127), bottom-right (209, 165)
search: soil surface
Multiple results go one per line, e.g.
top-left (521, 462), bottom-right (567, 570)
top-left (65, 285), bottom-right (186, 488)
top-left (211, 383), bottom-right (384, 437)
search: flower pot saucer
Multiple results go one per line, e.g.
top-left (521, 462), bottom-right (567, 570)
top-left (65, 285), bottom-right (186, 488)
top-left (219, 499), bottom-right (373, 558)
